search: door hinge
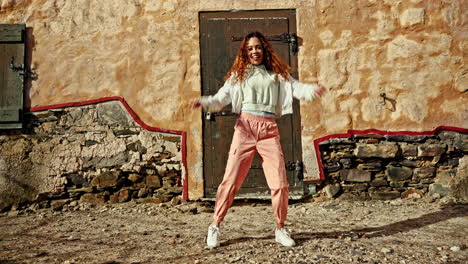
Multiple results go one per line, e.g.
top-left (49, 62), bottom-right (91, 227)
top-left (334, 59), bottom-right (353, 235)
top-left (269, 33), bottom-right (298, 55)
top-left (286, 160), bottom-right (304, 181)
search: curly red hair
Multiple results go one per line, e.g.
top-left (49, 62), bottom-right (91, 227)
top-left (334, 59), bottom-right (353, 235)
top-left (224, 31), bottom-right (290, 83)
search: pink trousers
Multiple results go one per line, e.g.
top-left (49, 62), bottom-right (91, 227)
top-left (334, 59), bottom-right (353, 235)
top-left (213, 113), bottom-right (289, 224)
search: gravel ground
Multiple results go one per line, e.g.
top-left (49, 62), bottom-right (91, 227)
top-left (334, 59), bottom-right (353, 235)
top-left (0, 198), bottom-right (467, 264)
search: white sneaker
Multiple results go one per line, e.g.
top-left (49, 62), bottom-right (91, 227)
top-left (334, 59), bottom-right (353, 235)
top-left (206, 224), bottom-right (220, 248)
top-left (275, 228), bottom-right (296, 247)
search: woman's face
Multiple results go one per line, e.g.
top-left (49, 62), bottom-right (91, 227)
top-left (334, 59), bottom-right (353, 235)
top-left (246, 37), bottom-right (263, 65)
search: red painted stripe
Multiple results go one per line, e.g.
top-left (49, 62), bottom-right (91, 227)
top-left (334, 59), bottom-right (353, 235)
top-left (306, 126), bottom-right (468, 182)
top-left (28, 97), bottom-right (468, 195)
top-left (29, 97), bottom-right (190, 200)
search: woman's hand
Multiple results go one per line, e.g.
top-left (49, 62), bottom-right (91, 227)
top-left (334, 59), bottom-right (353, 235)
top-left (189, 99), bottom-right (202, 109)
top-left (315, 84), bottom-right (326, 97)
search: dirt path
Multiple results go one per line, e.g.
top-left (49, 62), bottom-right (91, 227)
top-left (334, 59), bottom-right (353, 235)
top-left (1, 199), bottom-right (467, 264)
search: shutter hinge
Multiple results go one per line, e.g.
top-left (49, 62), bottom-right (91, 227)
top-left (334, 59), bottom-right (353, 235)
top-left (10, 56), bottom-right (37, 80)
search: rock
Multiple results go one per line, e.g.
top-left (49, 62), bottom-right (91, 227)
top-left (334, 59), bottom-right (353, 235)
top-left (381, 247), bottom-right (393, 254)
top-left (96, 101), bottom-right (134, 126)
top-left (136, 197), bottom-right (169, 204)
top-left (370, 191), bottom-right (401, 200)
top-left (91, 171), bottom-right (120, 188)
top-left (126, 140), bottom-right (147, 154)
top-left (340, 169), bottom-right (371, 182)
top-left (166, 186), bottom-right (183, 195)
top-left (446, 156), bottom-right (468, 200)
top-left (7, 210), bottom-right (19, 216)
top-left (439, 196), bottom-right (457, 205)
top-left (171, 196), bottom-right (182, 206)
top-left (453, 139), bottom-right (468, 152)
top-left (337, 192), bottom-right (361, 201)
top-left (389, 181), bottom-right (406, 188)
top-left (324, 184), bottom-right (341, 198)
top-left (400, 8), bottom-right (425, 26)
top-left (354, 183), bottom-right (369, 192)
top-left (128, 174), bottom-right (143, 183)
top-left (306, 183), bottom-right (317, 195)
top-left (324, 162), bottom-right (341, 172)
top-left (116, 190), bottom-right (131, 203)
top-left (417, 144), bottom-right (446, 157)
top-left (65, 174), bottom-right (91, 188)
top-left (384, 135), bottom-right (427, 142)
top-left (80, 193), bottom-right (106, 204)
top-left (51, 199), bottom-right (69, 211)
top-left (321, 138), bottom-right (355, 145)
top-left (340, 158), bottom-right (352, 169)
top-left (450, 246), bottom-right (461, 252)
top-left (68, 187), bottom-right (94, 194)
top-left (341, 184), bottom-right (356, 192)
top-left (357, 160), bottom-right (382, 171)
top-left (413, 167), bottom-right (435, 180)
top-left (435, 168), bottom-right (456, 185)
top-left (429, 183), bottom-right (450, 197)
top-left (354, 143), bottom-right (398, 158)
top-left (401, 188), bottom-right (423, 199)
top-left (138, 188), bottom-right (148, 198)
top-left (84, 153), bottom-right (130, 169)
top-left (370, 178), bottom-right (388, 187)
top-left (400, 143), bottom-right (418, 157)
top-left (97, 152), bottom-right (130, 168)
top-left (400, 160), bottom-right (419, 168)
top-left (145, 176), bottom-right (161, 188)
top-left (386, 166), bottom-right (412, 181)
top-left (330, 152), bottom-right (353, 159)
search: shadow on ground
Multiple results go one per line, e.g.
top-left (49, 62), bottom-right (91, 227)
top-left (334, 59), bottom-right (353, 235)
top-left (293, 204), bottom-right (468, 244)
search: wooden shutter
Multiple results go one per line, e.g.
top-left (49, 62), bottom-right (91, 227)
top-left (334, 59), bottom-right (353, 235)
top-left (0, 24), bottom-right (25, 129)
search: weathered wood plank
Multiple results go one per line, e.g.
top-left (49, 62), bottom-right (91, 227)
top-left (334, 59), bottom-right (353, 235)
top-left (0, 24), bottom-right (24, 128)
top-left (0, 24), bottom-right (25, 42)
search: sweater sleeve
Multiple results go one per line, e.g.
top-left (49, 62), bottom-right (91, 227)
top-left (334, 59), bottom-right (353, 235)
top-left (288, 76), bottom-right (320, 101)
top-left (199, 77), bottom-right (234, 112)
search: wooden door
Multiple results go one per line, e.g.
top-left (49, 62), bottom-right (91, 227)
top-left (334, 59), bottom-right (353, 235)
top-left (200, 10), bottom-right (303, 198)
top-left (0, 24), bottom-right (25, 129)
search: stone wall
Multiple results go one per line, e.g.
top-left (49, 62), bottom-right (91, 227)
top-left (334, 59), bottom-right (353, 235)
top-left (0, 0), bottom-right (466, 198)
top-left (0, 101), bottom-right (183, 212)
top-left (318, 130), bottom-right (468, 201)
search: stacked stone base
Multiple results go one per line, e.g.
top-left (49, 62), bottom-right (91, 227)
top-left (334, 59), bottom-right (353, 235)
top-left (0, 101), bottom-right (183, 212)
top-left (318, 131), bottom-right (467, 201)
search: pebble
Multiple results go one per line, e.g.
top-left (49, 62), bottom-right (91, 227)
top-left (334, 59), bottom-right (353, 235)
top-left (381, 248), bottom-right (393, 254)
top-left (450, 246), bottom-right (461, 252)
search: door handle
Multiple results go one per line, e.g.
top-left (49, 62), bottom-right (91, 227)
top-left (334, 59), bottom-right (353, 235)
top-left (205, 112), bottom-right (214, 121)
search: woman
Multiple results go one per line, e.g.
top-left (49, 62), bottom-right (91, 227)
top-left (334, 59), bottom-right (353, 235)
top-left (191, 31), bottom-right (325, 248)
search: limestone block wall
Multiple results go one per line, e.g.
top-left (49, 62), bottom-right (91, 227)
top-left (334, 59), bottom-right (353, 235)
top-left (0, 100), bottom-right (182, 211)
top-left (0, 0), bottom-right (466, 198)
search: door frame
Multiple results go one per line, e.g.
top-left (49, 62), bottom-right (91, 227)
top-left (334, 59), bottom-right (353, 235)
top-left (198, 9), bottom-right (303, 198)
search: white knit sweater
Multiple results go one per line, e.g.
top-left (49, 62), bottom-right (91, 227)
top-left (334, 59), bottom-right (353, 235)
top-left (200, 67), bottom-right (320, 117)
